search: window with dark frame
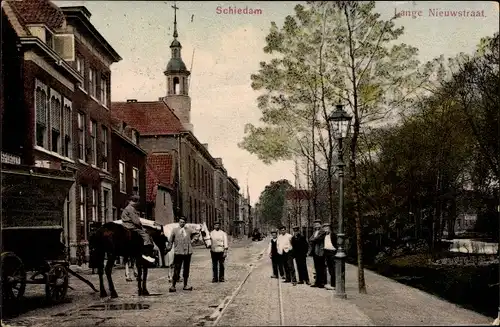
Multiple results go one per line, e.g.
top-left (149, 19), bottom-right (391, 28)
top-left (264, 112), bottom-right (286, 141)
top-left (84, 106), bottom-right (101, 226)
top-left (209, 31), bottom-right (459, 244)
top-left (77, 112), bottom-right (86, 161)
top-left (90, 120), bottom-right (97, 165)
top-left (35, 81), bottom-right (48, 148)
top-left (50, 93), bottom-right (62, 154)
top-left (119, 161), bottom-right (126, 192)
top-left (63, 99), bottom-right (72, 158)
top-left (101, 126), bottom-right (108, 170)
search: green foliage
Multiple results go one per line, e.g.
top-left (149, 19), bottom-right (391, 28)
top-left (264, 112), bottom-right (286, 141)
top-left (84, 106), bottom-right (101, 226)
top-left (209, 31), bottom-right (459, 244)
top-left (256, 179), bottom-right (293, 228)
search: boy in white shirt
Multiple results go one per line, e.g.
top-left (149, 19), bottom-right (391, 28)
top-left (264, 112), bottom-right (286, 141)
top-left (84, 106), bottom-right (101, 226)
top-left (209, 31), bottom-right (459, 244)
top-left (210, 221), bottom-right (228, 282)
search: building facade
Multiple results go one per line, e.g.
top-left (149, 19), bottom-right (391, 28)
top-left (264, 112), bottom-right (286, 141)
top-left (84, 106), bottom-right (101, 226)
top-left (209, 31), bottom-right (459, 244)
top-left (146, 153), bottom-right (176, 225)
top-left (283, 189), bottom-right (312, 236)
top-left (2, 0), bottom-right (122, 263)
top-left (227, 177), bottom-right (240, 236)
top-left (112, 9), bottom-right (240, 231)
top-left (110, 117), bottom-right (147, 220)
top-left (214, 158), bottom-right (229, 232)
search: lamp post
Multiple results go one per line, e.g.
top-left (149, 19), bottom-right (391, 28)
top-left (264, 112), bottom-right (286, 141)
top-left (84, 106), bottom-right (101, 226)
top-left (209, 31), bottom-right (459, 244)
top-left (327, 102), bottom-right (352, 300)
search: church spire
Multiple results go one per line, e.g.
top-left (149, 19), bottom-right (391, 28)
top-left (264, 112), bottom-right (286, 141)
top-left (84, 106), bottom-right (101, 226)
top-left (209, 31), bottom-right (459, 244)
top-left (172, 1), bottom-right (179, 39)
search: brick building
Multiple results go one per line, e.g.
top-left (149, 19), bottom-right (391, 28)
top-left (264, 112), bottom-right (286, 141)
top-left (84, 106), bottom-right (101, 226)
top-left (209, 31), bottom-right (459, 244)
top-left (110, 116), bottom-right (147, 220)
top-left (112, 9), bottom-right (240, 230)
top-left (2, 0), bottom-right (122, 263)
top-left (146, 153), bottom-right (176, 225)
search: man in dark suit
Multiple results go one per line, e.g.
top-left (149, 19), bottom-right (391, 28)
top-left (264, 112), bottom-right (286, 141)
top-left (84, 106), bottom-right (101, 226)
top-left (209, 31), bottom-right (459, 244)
top-left (291, 225), bottom-right (310, 285)
top-left (322, 223), bottom-right (337, 290)
top-left (308, 219), bottom-right (327, 288)
top-left (267, 230), bottom-right (284, 279)
top-left (168, 216), bottom-right (195, 292)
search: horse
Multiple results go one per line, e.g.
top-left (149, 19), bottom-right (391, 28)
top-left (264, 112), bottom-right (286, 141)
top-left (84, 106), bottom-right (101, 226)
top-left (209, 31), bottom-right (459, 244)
top-left (88, 218), bottom-right (168, 298)
top-left (161, 222), bottom-right (212, 282)
top-left (121, 222), bottom-right (211, 283)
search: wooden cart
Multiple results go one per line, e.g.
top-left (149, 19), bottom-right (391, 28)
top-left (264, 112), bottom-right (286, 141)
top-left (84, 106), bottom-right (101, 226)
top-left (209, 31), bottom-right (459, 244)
top-left (1, 164), bottom-right (75, 308)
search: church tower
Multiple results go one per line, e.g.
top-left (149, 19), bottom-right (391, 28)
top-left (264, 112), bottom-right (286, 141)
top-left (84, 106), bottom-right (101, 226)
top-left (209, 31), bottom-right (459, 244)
top-left (163, 2), bottom-right (193, 132)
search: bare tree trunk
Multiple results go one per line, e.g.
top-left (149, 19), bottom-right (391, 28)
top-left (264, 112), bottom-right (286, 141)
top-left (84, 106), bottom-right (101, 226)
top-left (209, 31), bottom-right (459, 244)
top-left (345, 6), bottom-right (367, 294)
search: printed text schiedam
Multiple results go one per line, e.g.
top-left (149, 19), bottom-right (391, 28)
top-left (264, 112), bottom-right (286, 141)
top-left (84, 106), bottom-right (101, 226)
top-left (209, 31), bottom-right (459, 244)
top-left (216, 6), bottom-right (263, 15)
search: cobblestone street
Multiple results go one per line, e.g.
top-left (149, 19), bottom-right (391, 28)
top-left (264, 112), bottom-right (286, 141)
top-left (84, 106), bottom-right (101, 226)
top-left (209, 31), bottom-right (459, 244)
top-left (2, 239), bottom-right (267, 327)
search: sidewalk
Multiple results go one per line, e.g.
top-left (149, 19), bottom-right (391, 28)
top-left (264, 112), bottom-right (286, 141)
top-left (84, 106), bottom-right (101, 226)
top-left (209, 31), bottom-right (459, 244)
top-left (277, 258), bottom-right (492, 325)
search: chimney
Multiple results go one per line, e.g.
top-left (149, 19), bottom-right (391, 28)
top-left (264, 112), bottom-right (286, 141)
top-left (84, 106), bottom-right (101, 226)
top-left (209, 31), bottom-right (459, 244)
top-left (159, 97), bottom-right (164, 101)
top-left (127, 99), bottom-right (137, 103)
top-left (215, 158), bottom-right (223, 166)
top-left (233, 178), bottom-right (238, 185)
top-left (202, 143), bottom-right (208, 150)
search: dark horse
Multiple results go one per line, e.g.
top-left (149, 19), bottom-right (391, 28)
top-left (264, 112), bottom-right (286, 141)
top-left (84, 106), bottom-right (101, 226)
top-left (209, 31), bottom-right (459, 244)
top-left (89, 222), bottom-right (167, 298)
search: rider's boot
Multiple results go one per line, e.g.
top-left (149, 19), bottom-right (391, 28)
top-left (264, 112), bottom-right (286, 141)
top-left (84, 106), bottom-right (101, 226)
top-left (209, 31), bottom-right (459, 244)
top-left (142, 244), bottom-right (155, 263)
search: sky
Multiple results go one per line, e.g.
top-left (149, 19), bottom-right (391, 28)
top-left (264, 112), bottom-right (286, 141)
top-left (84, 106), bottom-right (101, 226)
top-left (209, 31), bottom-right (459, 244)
top-left (55, 1), bottom-right (499, 205)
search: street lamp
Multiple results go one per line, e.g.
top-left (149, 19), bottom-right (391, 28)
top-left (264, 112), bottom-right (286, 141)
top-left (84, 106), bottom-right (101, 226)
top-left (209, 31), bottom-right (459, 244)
top-left (327, 102), bottom-right (352, 300)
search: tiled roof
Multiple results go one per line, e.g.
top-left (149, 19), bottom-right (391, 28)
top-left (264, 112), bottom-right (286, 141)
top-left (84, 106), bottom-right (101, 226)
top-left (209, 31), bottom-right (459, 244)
top-left (285, 189), bottom-right (311, 200)
top-left (111, 101), bottom-right (185, 136)
top-left (8, 0), bottom-right (66, 31)
top-left (146, 163), bottom-right (159, 203)
top-left (146, 154), bottom-right (174, 203)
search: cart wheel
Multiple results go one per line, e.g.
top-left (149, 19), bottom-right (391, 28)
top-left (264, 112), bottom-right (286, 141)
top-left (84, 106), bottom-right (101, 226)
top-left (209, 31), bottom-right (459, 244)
top-left (45, 264), bottom-right (68, 304)
top-left (1, 252), bottom-right (27, 304)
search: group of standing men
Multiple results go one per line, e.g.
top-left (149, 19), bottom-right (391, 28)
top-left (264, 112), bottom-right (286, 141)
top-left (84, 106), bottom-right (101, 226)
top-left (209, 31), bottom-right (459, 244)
top-left (267, 219), bottom-right (337, 289)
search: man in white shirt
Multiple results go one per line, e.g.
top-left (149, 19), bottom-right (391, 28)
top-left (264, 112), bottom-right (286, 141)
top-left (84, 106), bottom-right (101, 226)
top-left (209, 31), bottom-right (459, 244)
top-left (322, 223), bottom-right (337, 290)
top-left (308, 219), bottom-right (327, 288)
top-left (277, 226), bottom-right (297, 286)
top-left (210, 221), bottom-right (228, 283)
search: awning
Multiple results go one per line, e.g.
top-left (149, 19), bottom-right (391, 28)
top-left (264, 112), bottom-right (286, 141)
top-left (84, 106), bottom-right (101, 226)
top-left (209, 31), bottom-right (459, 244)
top-left (2, 164), bottom-right (75, 228)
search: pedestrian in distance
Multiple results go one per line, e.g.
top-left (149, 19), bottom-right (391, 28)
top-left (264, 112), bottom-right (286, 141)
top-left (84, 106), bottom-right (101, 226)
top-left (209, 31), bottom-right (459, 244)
top-left (291, 225), bottom-right (310, 285)
top-left (308, 219), bottom-right (327, 288)
top-left (168, 216), bottom-right (195, 292)
top-left (120, 195), bottom-right (156, 263)
top-left (210, 221), bottom-right (228, 283)
top-left (267, 229), bottom-right (285, 279)
top-left (322, 223), bottom-right (337, 290)
top-left (278, 225), bottom-right (297, 286)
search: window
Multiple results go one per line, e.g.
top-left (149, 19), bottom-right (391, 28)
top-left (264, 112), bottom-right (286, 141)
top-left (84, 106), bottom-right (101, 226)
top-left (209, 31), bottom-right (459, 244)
top-left (63, 99), bottom-right (72, 158)
top-left (89, 68), bottom-right (97, 97)
top-left (100, 77), bottom-right (108, 106)
top-left (50, 90), bottom-right (62, 154)
top-left (101, 126), bottom-right (108, 170)
top-left (131, 130), bottom-right (138, 145)
top-left (119, 161), bottom-right (126, 193)
top-left (90, 120), bottom-right (97, 165)
top-left (77, 112), bottom-right (85, 161)
top-left (35, 80), bottom-right (48, 148)
top-left (91, 188), bottom-right (98, 222)
top-left (79, 185), bottom-right (87, 240)
top-left (76, 55), bottom-right (84, 75)
top-left (173, 77), bottom-right (180, 94)
top-left (132, 167), bottom-right (139, 195)
top-left (163, 192), bottom-right (166, 206)
top-left (45, 28), bottom-right (54, 48)
top-left (103, 190), bottom-right (110, 223)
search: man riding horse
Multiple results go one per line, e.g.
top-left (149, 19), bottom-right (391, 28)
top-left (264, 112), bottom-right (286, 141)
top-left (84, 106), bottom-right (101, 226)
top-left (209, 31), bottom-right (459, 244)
top-left (121, 195), bottom-right (155, 264)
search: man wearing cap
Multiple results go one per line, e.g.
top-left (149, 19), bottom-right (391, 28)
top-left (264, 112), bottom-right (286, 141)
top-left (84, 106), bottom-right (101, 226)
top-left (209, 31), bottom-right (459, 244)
top-left (267, 229), bottom-right (285, 279)
top-left (322, 223), bottom-right (337, 290)
top-left (121, 195), bottom-right (155, 263)
top-left (291, 225), bottom-right (310, 285)
top-left (308, 219), bottom-right (327, 288)
top-left (168, 216), bottom-right (195, 292)
top-left (278, 226), bottom-right (297, 285)
top-left (210, 221), bottom-right (228, 283)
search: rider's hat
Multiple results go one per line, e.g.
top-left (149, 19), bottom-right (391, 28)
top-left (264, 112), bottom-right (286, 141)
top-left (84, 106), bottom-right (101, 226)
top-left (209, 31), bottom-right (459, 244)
top-left (313, 219), bottom-right (322, 224)
top-left (129, 195), bottom-right (140, 202)
top-left (292, 225), bottom-right (300, 230)
top-left (322, 222), bottom-right (331, 227)
top-left (214, 221), bottom-right (221, 225)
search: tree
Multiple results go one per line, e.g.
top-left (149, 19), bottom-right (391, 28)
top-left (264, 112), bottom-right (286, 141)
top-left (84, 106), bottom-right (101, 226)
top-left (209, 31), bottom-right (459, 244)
top-left (257, 180), bottom-right (293, 229)
top-left (240, 1), bottom-right (428, 293)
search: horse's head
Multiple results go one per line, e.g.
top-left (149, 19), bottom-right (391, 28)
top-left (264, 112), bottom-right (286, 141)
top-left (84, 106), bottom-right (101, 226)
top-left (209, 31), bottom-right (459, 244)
top-left (185, 223), bottom-right (211, 248)
top-left (199, 222), bottom-right (212, 248)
